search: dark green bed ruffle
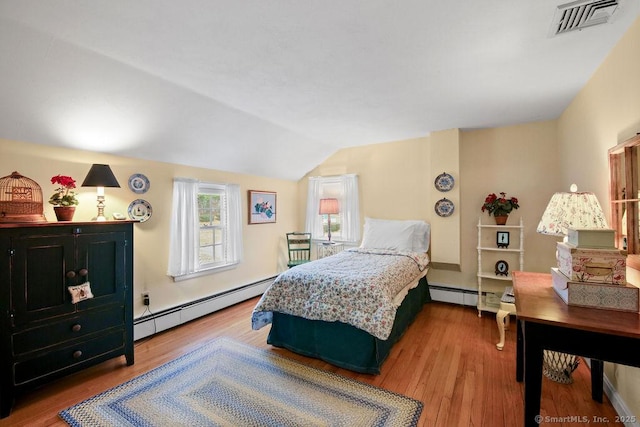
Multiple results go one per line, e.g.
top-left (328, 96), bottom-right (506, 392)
top-left (267, 276), bottom-right (431, 374)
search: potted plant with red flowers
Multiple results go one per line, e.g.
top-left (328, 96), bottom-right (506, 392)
top-left (481, 192), bottom-right (520, 225)
top-left (49, 175), bottom-right (79, 221)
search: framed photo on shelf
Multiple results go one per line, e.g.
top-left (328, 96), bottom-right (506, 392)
top-left (248, 190), bottom-right (276, 224)
top-left (496, 231), bottom-right (510, 248)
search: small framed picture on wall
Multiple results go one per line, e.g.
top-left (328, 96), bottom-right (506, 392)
top-left (248, 190), bottom-right (276, 224)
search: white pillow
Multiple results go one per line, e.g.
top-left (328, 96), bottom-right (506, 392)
top-left (410, 221), bottom-right (430, 253)
top-left (360, 218), bottom-right (430, 252)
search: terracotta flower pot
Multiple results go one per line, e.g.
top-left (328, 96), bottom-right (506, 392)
top-left (494, 215), bottom-right (508, 225)
top-left (54, 206), bottom-right (76, 221)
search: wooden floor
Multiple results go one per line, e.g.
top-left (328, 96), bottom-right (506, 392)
top-left (0, 298), bottom-right (624, 427)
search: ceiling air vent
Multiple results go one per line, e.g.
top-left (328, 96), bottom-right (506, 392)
top-left (550, 0), bottom-right (620, 36)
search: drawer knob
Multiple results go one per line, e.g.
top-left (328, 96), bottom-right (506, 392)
top-left (79, 268), bottom-right (88, 277)
top-left (71, 324), bottom-right (82, 332)
top-left (66, 270), bottom-right (76, 279)
top-left (72, 350), bottom-right (83, 359)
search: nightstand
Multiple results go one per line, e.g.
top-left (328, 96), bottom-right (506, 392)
top-left (317, 242), bottom-right (344, 259)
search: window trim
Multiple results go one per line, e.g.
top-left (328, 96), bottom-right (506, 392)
top-left (305, 174), bottom-right (360, 243)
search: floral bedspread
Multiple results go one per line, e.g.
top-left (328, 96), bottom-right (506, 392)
top-left (251, 248), bottom-right (429, 340)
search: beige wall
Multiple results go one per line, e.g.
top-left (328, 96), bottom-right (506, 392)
top-left (557, 15), bottom-right (640, 420)
top-left (298, 130), bottom-right (462, 274)
top-left (460, 121), bottom-right (561, 287)
top-left (0, 138), bottom-right (298, 318)
top-left (301, 121), bottom-right (560, 291)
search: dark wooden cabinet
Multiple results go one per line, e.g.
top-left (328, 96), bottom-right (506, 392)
top-left (0, 221), bottom-right (134, 418)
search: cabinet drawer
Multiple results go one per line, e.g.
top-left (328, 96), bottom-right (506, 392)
top-left (12, 306), bottom-right (124, 356)
top-left (13, 329), bottom-right (125, 385)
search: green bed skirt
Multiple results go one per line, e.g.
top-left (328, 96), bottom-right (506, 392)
top-left (267, 276), bottom-right (431, 374)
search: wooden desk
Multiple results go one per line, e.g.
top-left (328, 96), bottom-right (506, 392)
top-left (512, 271), bottom-right (640, 427)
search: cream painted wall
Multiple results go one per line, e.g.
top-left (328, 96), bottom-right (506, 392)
top-left (557, 15), bottom-right (640, 420)
top-left (429, 129), bottom-right (460, 266)
top-left (460, 121), bottom-right (561, 289)
top-left (298, 131), bottom-right (463, 272)
top-left (0, 138), bottom-right (299, 318)
top-left (300, 135), bottom-right (432, 222)
top-left (300, 122), bottom-right (560, 291)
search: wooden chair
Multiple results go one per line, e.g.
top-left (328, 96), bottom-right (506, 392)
top-left (496, 286), bottom-right (516, 350)
top-left (286, 232), bottom-right (312, 268)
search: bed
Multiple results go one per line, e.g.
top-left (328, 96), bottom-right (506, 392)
top-left (252, 218), bottom-right (431, 374)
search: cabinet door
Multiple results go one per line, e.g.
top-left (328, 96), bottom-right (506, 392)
top-left (75, 231), bottom-right (127, 310)
top-left (10, 234), bottom-right (77, 325)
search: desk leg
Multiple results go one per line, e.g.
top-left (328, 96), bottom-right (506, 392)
top-left (523, 322), bottom-right (544, 427)
top-left (516, 318), bottom-right (524, 382)
top-left (591, 359), bottom-right (604, 403)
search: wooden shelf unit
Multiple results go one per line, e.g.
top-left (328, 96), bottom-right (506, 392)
top-left (477, 217), bottom-right (524, 316)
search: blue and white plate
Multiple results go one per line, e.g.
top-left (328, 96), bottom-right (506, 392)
top-left (128, 173), bottom-right (150, 194)
top-left (434, 198), bottom-right (455, 217)
top-left (434, 172), bottom-right (454, 192)
top-left (128, 199), bottom-right (152, 222)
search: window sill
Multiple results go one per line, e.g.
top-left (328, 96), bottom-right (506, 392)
top-left (171, 262), bottom-right (238, 282)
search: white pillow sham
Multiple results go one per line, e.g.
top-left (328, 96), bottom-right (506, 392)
top-left (360, 217), bottom-right (430, 253)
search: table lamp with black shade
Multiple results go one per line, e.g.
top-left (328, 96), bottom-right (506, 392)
top-left (82, 164), bottom-right (120, 221)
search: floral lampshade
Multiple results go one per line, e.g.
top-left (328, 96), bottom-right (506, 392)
top-left (536, 186), bottom-right (609, 385)
top-left (536, 189), bottom-right (608, 236)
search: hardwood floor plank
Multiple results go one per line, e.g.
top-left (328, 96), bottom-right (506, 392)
top-left (0, 299), bottom-right (625, 427)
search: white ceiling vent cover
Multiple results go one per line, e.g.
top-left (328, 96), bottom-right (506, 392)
top-left (551, 0), bottom-right (620, 36)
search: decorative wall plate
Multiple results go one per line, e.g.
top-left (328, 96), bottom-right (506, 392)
top-left (128, 173), bottom-right (150, 194)
top-left (128, 199), bottom-right (152, 222)
top-left (434, 198), bottom-right (454, 217)
top-left (434, 172), bottom-right (454, 192)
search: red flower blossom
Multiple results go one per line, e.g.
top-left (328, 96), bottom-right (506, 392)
top-left (49, 175), bottom-right (79, 207)
top-left (481, 192), bottom-right (520, 216)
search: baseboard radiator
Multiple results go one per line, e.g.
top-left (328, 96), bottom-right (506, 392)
top-left (133, 276), bottom-right (276, 341)
top-left (429, 283), bottom-right (479, 307)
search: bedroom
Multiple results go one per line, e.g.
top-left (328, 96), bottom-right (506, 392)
top-left (0, 1), bottom-right (639, 425)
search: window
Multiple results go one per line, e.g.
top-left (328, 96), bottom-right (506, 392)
top-left (305, 174), bottom-right (360, 243)
top-left (168, 179), bottom-right (243, 280)
top-left (609, 135), bottom-right (640, 267)
top-left (198, 185), bottom-right (224, 266)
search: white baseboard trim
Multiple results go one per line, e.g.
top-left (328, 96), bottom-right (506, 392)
top-left (583, 358), bottom-right (639, 426)
top-left (133, 276), bottom-right (275, 341)
top-left (604, 371), bottom-right (640, 427)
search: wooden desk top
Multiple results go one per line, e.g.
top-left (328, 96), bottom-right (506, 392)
top-left (512, 271), bottom-right (640, 339)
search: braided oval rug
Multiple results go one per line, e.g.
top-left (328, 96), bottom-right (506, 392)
top-left (59, 337), bottom-right (423, 427)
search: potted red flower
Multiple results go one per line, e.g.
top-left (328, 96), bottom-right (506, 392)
top-left (49, 175), bottom-right (79, 221)
top-left (481, 192), bottom-right (520, 225)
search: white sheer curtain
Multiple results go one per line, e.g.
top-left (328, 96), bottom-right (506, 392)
top-left (340, 174), bottom-right (360, 242)
top-left (167, 178), bottom-right (199, 277)
top-left (305, 174), bottom-right (360, 243)
top-left (168, 179), bottom-right (243, 279)
top-left (225, 183), bottom-right (243, 264)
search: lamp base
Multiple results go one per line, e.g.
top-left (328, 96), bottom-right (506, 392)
top-left (94, 195), bottom-right (107, 222)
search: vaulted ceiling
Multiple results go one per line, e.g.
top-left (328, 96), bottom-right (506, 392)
top-left (1, 1), bottom-right (638, 180)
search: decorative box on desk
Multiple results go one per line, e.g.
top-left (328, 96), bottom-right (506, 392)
top-left (567, 228), bottom-right (615, 249)
top-left (551, 268), bottom-right (639, 312)
top-left (556, 242), bottom-right (626, 285)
